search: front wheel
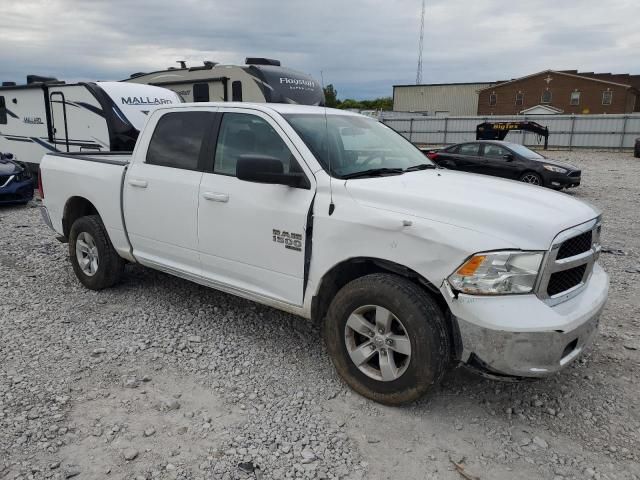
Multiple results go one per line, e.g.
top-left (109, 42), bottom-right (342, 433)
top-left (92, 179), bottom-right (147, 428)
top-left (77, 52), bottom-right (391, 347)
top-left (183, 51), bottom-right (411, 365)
top-left (519, 172), bottom-right (543, 186)
top-left (69, 215), bottom-right (124, 290)
top-left (323, 274), bottom-right (451, 405)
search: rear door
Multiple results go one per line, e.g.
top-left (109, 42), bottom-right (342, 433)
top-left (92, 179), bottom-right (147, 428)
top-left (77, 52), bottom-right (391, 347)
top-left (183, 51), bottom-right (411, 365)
top-left (197, 108), bottom-right (315, 306)
top-left (123, 109), bottom-right (217, 276)
top-left (447, 143), bottom-right (486, 174)
top-left (481, 143), bottom-right (520, 179)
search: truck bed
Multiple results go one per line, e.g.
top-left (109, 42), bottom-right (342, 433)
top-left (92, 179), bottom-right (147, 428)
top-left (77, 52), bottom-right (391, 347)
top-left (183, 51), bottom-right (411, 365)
top-left (47, 151), bottom-right (131, 166)
top-left (40, 151), bottom-right (133, 260)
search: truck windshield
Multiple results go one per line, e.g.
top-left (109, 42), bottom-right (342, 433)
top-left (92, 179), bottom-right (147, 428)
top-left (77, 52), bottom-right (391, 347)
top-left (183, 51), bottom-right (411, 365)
top-left (283, 114), bottom-right (433, 178)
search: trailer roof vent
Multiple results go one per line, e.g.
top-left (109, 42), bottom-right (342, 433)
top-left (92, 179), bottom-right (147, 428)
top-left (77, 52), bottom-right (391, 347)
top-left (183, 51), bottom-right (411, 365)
top-left (129, 72), bottom-right (147, 78)
top-left (26, 74), bottom-right (59, 84)
top-left (245, 57), bottom-right (281, 67)
top-left (189, 61), bottom-right (217, 72)
top-left (2, 81), bottom-right (16, 86)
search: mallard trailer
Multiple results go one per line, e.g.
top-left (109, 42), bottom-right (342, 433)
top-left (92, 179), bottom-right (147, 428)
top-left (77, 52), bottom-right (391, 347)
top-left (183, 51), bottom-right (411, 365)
top-left (0, 76), bottom-right (180, 169)
top-left (124, 58), bottom-right (324, 106)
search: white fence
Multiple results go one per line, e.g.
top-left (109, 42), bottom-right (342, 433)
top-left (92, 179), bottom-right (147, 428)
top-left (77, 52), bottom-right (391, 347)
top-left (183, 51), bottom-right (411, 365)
top-left (380, 114), bottom-right (640, 150)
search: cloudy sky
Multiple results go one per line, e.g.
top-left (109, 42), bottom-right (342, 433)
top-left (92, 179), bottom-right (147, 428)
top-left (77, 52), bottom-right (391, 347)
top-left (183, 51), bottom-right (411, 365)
top-left (1, 0), bottom-right (639, 99)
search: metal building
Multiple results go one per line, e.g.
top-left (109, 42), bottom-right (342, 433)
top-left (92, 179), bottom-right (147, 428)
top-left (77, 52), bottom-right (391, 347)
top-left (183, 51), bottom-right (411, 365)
top-left (393, 82), bottom-right (495, 116)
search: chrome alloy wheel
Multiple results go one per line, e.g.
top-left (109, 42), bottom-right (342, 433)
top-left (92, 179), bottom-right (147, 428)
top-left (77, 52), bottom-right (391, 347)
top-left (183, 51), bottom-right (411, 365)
top-left (344, 305), bottom-right (412, 382)
top-left (76, 231), bottom-right (99, 276)
top-left (521, 173), bottom-right (541, 185)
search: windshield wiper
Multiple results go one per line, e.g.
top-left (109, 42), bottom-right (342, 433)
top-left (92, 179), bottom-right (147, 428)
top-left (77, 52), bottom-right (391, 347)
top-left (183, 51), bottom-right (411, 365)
top-left (403, 163), bottom-right (437, 172)
top-left (340, 168), bottom-right (404, 179)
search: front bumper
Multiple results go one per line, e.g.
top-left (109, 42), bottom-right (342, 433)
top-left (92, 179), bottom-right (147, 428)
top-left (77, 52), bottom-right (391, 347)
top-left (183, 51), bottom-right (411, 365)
top-left (443, 262), bottom-right (609, 378)
top-left (0, 178), bottom-right (34, 204)
top-left (546, 172), bottom-right (581, 189)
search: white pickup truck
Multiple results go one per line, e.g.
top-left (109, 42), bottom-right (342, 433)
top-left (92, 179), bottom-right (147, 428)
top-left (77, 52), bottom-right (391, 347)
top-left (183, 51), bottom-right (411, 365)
top-left (39, 103), bottom-right (609, 405)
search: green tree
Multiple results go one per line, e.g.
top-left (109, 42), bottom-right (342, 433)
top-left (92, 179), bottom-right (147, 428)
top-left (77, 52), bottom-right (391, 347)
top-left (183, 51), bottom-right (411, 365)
top-left (323, 84), bottom-right (340, 108)
top-left (334, 96), bottom-right (394, 111)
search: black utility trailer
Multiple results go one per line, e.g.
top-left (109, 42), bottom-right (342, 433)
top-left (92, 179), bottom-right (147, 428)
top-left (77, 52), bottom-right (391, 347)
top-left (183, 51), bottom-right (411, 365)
top-left (476, 121), bottom-right (549, 150)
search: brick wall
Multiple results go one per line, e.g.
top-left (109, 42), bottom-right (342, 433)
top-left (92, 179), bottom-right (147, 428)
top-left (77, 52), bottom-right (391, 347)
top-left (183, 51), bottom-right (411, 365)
top-left (477, 72), bottom-right (636, 115)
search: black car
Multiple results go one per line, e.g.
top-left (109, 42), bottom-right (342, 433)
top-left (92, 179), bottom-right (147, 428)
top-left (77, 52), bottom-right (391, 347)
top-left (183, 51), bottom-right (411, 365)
top-left (0, 153), bottom-right (34, 205)
top-left (426, 141), bottom-right (581, 189)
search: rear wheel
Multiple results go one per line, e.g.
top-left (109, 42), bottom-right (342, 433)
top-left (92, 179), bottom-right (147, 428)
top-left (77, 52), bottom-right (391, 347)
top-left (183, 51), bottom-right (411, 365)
top-left (519, 172), bottom-right (543, 186)
top-left (69, 215), bottom-right (124, 290)
top-left (323, 274), bottom-right (450, 405)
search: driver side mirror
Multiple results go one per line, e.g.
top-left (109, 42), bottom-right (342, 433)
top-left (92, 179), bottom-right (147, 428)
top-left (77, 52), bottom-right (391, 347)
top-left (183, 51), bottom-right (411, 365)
top-left (236, 155), bottom-right (310, 189)
top-left (503, 153), bottom-right (514, 161)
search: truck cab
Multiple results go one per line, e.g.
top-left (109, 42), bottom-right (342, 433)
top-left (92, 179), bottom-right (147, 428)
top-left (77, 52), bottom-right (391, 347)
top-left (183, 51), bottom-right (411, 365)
top-left (39, 103), bottom-right (609, 405)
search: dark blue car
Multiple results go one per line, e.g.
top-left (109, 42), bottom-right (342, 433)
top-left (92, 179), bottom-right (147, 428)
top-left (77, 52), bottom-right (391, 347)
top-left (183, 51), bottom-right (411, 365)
top-left (0, 153), bottom-right (34, 205)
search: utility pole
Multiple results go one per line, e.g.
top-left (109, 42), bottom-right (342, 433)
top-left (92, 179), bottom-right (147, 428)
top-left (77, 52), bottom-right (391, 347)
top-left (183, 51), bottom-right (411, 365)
top-left (416, 0), bottom-right (425, 84)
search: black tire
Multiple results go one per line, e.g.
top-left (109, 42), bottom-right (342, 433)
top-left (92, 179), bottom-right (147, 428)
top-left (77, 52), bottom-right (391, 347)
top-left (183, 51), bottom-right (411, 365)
top-left (68, 215), bottom-right (124, 290)
top-left (519, 171), bottom-right (543, 186)
top-left (323, 273), bottom-right (451, 405)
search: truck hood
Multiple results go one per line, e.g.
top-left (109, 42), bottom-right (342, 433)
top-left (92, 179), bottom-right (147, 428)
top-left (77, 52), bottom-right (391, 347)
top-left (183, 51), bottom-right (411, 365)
top-left (345, 170), bottom-right (599, 249)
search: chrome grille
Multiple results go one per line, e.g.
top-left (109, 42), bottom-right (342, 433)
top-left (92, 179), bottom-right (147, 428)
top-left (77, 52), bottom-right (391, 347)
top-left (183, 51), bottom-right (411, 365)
top-left (557, 230), bottom-right (592, 259)
top-left (536, 218), bottom-right (601, 305)
top-left (0, 174), bottom-right (13, 188)
top-left (547, 264), bottom-right (587, 296)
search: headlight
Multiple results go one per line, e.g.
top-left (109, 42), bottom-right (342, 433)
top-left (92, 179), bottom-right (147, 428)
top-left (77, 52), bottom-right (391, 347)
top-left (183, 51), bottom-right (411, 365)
top-left (15, 170), bottom-right (32, 182)
top-left (448, 251), bottom-right (544, 295)
top-left (543, 165), bottom-right (567, 173)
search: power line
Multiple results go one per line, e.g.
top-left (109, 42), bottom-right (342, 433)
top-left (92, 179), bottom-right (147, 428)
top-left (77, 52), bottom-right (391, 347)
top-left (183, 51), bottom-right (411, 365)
top-left (416, 0), bottom-right (425, 84)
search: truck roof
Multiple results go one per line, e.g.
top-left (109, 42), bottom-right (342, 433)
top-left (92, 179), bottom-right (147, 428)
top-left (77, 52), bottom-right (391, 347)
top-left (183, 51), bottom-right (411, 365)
top-left (151, 102), bottom-right (362, 117)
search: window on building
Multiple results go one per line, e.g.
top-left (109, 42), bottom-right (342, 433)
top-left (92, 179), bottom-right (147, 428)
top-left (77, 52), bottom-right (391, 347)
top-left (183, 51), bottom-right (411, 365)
top-left (214, 113), bottom-right (295, 176)
top-left (193, 83), bottom-right (210, 102)
top-left (570, 91), bottom-right (581, 106)
top-left (0, 96), bottom-right (7, 124)
top-left (231, 81), bottom-right (243, 102)
top-left (146, 112), bottom-right (213, 170)
top-left (515, 92), bottom-right (524, 106)
top-left (541, 90), bottom-right (552, 104)
top-left (602, 90), bottom-right (613, 105)
top-left (489, 93), bottom-right (497, 106)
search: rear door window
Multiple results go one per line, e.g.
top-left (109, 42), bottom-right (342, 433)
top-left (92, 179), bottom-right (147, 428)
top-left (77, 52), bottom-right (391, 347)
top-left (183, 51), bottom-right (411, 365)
top-left (482, 144), bottom-right (509, 158)
top-left (458, 143), bottom-right (480, 156)
top-left (146, 111), bottom-right (213, 170)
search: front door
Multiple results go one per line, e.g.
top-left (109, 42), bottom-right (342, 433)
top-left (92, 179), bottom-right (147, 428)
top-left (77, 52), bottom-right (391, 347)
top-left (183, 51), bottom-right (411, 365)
top-left (123, 110), bottom-right (217, 276)
top-left (197, 108), bottom-right (315, 306)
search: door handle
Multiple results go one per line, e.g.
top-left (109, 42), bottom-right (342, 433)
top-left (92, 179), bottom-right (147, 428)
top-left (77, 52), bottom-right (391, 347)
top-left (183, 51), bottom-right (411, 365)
top-left (203, 192), bottom-right (229, 203)
top-left (128, 178), bottom-right (148, 188)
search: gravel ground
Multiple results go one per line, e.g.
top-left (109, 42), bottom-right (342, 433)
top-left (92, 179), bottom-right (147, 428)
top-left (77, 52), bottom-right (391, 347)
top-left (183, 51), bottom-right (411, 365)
top-left (1, 150), bottom-right (639, 480)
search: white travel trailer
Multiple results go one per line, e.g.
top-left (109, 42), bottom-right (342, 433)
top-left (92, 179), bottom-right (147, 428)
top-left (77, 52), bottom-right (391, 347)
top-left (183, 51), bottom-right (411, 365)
top-left (124, 58), bottom-right (325, 106)
top-left (0, 76), bottom-right (181, 170)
